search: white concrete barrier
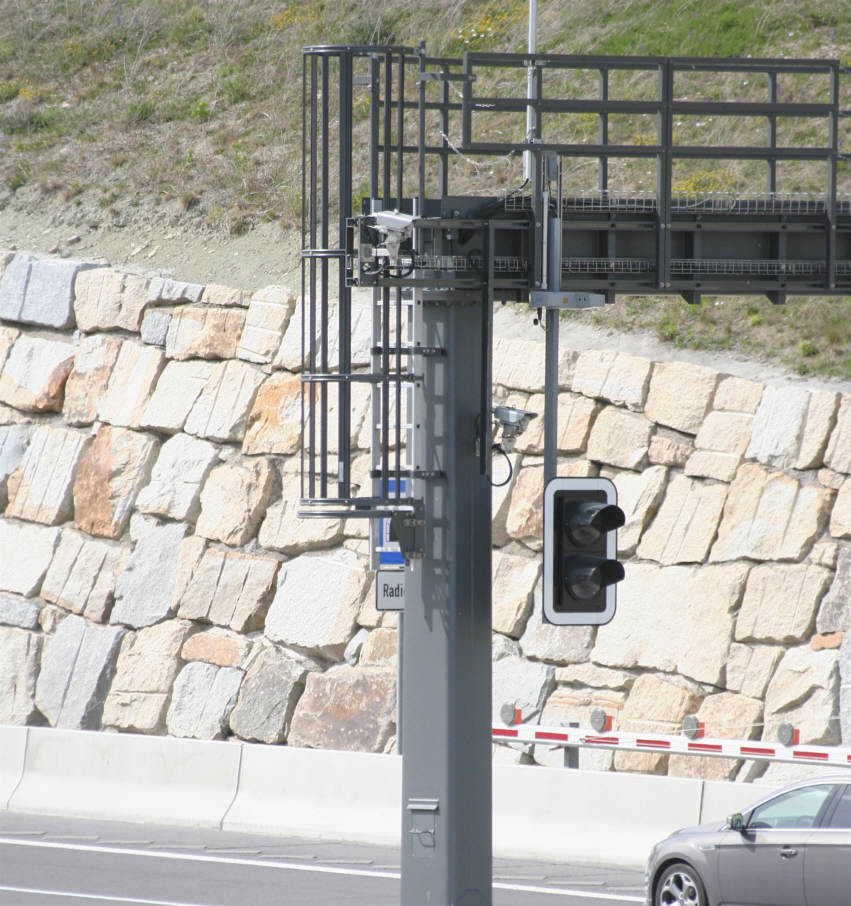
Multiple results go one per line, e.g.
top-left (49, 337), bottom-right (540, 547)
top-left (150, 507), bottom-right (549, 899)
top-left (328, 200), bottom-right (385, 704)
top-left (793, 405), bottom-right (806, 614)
top-left (699, 778), bottom-right (775, 825)
top-left (9, 726), bottom-right (241, 827)
top-left (223, 744), bottom-right (402, 846)
top-left (4, 727), bottom-right (793, 867)
top-left (494, 763), bottom-right (704, 866)
top-left (0, 725), bottom-right (28, 810)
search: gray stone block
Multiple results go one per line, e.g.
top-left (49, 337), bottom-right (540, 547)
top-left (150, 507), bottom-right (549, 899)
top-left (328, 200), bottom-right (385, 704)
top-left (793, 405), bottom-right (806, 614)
top-left (140, 310), bottom-right (172, 346)
top-left (0, 592), bottom-right (39, 629)
top-left (0, 252), bottom-right (36, 321)
top-left (229, 647), bottom-right (310, 743)
top-left (817, 547), bottom-right (851, 634)
top-left (35, 614), bottom-right (125, 729)
top-left (0, 424), bottom-right (31, 508)
top-left (110, 522), bottom-right (190, 628)
top-left (0, 254), bottom-right (97, 329)
top-left (166, 661), bottom-right (243, 739)
top-left (147, 277), bottom-right (205, 304)
top-left (0, 627), bottom-right (41, 724)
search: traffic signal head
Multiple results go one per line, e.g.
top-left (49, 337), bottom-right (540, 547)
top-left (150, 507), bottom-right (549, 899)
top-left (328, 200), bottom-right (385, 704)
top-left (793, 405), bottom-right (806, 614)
top-left (543, 477), bottom-right (625, 625)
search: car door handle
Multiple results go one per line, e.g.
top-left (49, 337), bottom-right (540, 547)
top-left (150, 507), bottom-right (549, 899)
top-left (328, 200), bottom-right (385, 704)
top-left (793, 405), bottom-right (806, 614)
top-left (779, 847), bottom-right (798, 859)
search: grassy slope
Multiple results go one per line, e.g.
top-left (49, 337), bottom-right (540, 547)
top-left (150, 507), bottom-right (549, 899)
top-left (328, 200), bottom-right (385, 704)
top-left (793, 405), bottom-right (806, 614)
top-left (0, 0), bottom-right (849, 378)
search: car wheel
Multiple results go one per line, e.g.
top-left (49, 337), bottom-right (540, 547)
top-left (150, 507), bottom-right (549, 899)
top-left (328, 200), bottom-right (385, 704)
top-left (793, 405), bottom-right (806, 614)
top-left (655, 861), bottom-right (707, 906)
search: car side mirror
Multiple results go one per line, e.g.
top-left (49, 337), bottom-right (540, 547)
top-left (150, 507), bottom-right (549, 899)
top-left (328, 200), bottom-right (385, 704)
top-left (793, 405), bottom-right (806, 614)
top-left (728, 812), bottom-right (744, 832)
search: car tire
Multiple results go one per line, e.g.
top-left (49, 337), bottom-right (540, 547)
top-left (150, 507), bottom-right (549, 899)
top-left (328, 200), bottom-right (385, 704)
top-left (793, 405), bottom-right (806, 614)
top-left (655, 861), bottom-right (707, 906)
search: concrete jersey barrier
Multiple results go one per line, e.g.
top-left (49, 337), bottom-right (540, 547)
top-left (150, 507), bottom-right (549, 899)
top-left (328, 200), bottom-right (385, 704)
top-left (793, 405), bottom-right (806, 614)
top-left (1, 724), bottom-right (783, 866)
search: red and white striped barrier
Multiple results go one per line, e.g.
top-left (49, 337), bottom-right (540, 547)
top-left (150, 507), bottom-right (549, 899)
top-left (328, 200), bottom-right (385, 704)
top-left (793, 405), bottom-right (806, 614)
top-left (492, 722), bottom-right (851, 768)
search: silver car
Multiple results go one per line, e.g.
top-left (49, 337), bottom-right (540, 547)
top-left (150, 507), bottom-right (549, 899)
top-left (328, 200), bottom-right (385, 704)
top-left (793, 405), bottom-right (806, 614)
top-left (645, 774), bottom-right (851, 906)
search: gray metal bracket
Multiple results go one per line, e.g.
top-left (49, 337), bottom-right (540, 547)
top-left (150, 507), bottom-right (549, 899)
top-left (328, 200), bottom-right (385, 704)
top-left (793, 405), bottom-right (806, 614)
top-left (530, 290), bottom-right (607, 309)
top-left (390, 504), bottom-right (425, 560)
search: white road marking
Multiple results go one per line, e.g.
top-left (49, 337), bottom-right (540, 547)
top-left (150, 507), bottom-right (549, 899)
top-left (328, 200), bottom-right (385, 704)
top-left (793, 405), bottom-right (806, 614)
top-left (0, 885), bottom-right (210, 905)
top-left (0, 836), bottom-right (644, 903)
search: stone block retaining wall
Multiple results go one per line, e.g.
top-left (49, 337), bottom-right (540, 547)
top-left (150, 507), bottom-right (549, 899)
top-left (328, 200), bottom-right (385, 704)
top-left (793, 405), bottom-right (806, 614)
top-left (0, 248), bottom-right (849, 783)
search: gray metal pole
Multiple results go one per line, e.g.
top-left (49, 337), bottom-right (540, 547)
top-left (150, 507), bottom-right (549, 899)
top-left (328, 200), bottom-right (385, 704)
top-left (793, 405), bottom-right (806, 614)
top-left (401, 291), bottom-right (493, 906)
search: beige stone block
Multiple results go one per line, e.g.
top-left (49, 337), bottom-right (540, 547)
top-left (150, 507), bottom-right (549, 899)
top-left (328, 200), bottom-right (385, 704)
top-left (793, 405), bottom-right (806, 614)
top-left (181, 627), bottom-right (251, 668)
top-left (73, 425), bottom-right (159, 539)
top-left (613, 465), bottom-right (668, 555)
top-left (195, 457), bottom-right (275, 546)
top-left (593, 561), bottom-right (747, 686)
top-left (201, 283), bottom-right (252, 307)
top-left (6, 425), bottom-right (89, 525)
top-left (735, 562), bottom-right (833, 643)
top-left (763, 645), bottom-right (839, 744)
top-left (710, 463), bottom-right (834, 562)
top-left (585, 406), bottom-right (652, 471)
top-left (636, 474), bottom-right (727, 564)
top-left (98, 340), bottom-right (165, 428)
top-left (140, 360), bottom-right (215, 434)
top-left (825, 394), bottom-right (851, 474)
top-left (134, 433), bottom-right (218, 522)
top-left (165, 305), bottom-right (246, 360)
top-left (491, 549), bottom-right (540, 637)
top-left (648, 433), bottom-right (692, 467)
top-left (242, 372), bottom-right (301, 455)
top-left (63, 335), bottom-right (122, 426)
top-left (829, 477), bottom-right (851, 538)
top-left (236, 286), bottom-right (297, 364)
top-left (614, 675), bottom-right (702, 774)
top-left (644, 361), bottom-right (720, 435)
top-left (492, 337), bottom-right (544, 392)
top-left (726, 642), bottom-right (784, 699)
top-left (259, 469), bottom-right (343, 554)
top-left (684, 450), bottom-right (740, 482)
top-left (102, 620), bottom-right (195, 732)
top-left (534, 686), bottom-right (626, 770)
top-left (505, 464), bottom-right (543, 550)
top-left (571, 349), bottom-right (652, 411)
top-left (811, 540), bottom-right (839, 569)
top-left (265, 548), bottom-right (368, 659)
top-left (184, 359), bottom-right (264, 442)
top-left (288, 665), bottom-right (396, 752)
top-left (694, 410), bottom-right (753, 456)
top-left (359, 627), bottom-right (398, 666)
top-left (74, 267), bottom-right (149, 332)
top-left (41, 529), bottom-right (130, 622)
top-left (714, 375), bottom-right (764, 414)
top-left (668, 692), bottom-right (763, 780)
top-left (818, 468), bottom-right (846, 490)
top-left (0, 335), bottom-right (75, 412)
top-left (0, 521), bottom-right (60, 596)
top-left (177, 547), bottom-right (278, 632)
top-left (0, 326), bottom-right (19, 376)
top-left (797, 390), bottom-right (840, 470)
top-left (557, 394), bottom-right (599, 452)
top-left (553, 663), bottom-right (634, 689)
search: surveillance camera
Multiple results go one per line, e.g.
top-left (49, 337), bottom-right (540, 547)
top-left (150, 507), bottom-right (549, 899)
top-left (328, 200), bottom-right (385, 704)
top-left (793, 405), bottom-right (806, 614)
top-left (492, 405), bottom-right (537, 451)
top-left (370, 210), bottom-right (414, 267)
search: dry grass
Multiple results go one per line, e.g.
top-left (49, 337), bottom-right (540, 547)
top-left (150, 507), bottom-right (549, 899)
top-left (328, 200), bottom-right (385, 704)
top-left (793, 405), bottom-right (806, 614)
top-left (0, 0), bottom-right (848, 376)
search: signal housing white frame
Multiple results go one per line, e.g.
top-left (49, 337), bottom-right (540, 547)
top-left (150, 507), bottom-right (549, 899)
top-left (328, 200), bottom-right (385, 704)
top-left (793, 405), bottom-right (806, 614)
top-left (542, 476), bottom-right (620, 626)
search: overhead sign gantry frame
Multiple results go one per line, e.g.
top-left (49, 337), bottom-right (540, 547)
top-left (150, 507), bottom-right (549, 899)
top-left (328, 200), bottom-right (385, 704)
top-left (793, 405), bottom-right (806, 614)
top-left (298, 43), bottom-right (849, 906)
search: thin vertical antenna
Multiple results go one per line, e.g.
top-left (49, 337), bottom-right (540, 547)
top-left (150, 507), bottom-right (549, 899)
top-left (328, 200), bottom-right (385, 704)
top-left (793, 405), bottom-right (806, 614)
top-left (319, 55), bottom-right (330, 498)
top-left (523, 0), bottom-right (537, 181)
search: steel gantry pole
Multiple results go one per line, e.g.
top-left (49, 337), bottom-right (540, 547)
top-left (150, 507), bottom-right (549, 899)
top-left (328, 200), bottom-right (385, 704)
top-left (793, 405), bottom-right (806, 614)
top-left (400, 288), bottom-right (493, 905)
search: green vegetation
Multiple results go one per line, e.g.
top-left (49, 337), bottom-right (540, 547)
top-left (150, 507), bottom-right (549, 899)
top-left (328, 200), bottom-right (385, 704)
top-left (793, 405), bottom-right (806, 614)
top-left (0, 0), bottom-right (847, 377)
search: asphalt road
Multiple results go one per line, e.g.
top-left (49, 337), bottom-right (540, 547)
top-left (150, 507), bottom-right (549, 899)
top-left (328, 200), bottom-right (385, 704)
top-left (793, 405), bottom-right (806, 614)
top-left (0, 813), bottom-right (646, 906)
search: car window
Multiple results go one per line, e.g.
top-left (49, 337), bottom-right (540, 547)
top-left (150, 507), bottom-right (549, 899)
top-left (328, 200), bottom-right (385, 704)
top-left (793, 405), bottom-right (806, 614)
top-left (826, 786), bottom-right (851, 829)
top-left (747, 784), bottom-right (835, 830)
